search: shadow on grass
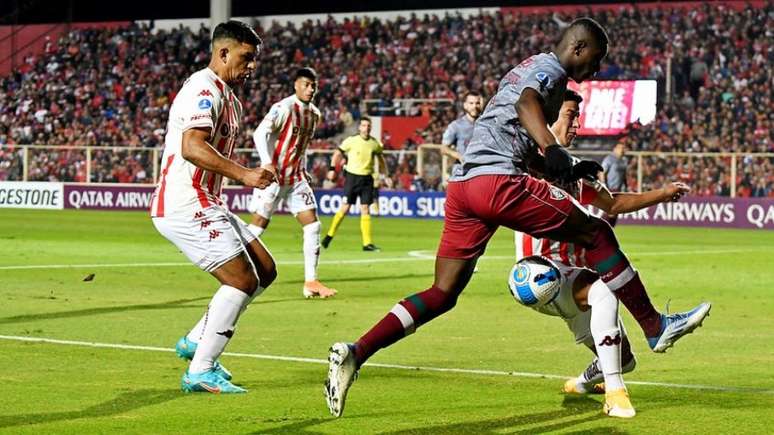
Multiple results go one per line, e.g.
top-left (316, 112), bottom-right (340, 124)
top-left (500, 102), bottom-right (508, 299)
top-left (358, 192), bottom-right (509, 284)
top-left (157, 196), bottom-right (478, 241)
top-left (248, 395), bottom-right (613, 435)
top-left (379, 409), bottom-right (606, 434)
top-left (0, 388), bottom-right (180, 429)
top-left (251, 418), bottom-right (329, 434)
top-left (0, 296), bottom-right (299, 325)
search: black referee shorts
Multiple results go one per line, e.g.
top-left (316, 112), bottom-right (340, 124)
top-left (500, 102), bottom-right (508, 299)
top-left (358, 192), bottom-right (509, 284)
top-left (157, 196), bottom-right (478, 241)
top-left (344, 171), bottom-right (375, 205)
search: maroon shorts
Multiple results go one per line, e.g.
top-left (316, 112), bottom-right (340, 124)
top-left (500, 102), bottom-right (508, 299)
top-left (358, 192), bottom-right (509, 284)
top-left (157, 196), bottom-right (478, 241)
top-left (437, 174), bottom-right (579, 259)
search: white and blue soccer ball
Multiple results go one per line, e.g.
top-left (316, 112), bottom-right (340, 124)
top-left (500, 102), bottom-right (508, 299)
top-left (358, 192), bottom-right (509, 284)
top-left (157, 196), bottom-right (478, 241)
top-left (508, 256), bottom-right (562, 307)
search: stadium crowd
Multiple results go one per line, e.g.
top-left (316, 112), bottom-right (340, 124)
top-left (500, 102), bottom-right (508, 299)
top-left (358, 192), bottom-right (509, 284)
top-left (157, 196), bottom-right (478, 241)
top-left (0, 2), bottom-right (770, 195)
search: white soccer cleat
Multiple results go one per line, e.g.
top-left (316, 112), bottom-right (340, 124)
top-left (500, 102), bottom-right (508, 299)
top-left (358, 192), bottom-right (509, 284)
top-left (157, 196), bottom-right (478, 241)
top-left (603, 388), bottom-right (636, 418)
top-left (648, 302), bottom-right (711, 353)
top-left (324, 342), bottom-right (358, 417)
top-left (303, 280), bottom-right (337, 299)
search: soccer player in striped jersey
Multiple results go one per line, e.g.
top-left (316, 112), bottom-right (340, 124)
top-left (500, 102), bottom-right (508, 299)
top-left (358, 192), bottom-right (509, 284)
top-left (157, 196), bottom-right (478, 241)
top-left (512, 90), bottom-right (691, 417)
top-left (150, 21), bottom-right (276, 394)
top-left (246, 67), bottom-right (336, 298)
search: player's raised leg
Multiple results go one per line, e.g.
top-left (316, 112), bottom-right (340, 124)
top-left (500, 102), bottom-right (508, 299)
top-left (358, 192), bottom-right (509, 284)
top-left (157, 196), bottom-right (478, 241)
top-left (545, 207), bottom-right (711, 352)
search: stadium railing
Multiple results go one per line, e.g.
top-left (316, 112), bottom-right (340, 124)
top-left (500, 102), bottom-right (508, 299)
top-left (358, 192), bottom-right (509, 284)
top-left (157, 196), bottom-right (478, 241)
top-left (1, 144), bottom-right (772, 198)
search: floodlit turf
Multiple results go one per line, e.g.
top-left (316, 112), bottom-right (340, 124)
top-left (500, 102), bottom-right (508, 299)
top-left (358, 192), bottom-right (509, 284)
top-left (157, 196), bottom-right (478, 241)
top-left (0, 208), bottom-right (773, 434)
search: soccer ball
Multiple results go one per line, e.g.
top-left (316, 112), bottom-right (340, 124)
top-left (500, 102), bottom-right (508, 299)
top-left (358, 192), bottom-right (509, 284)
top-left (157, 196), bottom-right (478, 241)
top-left (508, 256), bottom-right (562, 307)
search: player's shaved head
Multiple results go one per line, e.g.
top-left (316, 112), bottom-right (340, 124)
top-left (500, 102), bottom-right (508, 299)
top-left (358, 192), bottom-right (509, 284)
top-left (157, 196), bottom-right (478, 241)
top-left (555, 17), bottom-right (609, 83)
top-left (559, 17), bottom-right (609, 52)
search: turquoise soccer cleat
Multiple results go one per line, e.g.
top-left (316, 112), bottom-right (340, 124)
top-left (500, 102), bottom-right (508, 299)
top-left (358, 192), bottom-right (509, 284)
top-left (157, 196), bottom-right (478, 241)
top-left (181, 369), bottom-right (246, 394)
top-left (175, 336), bottom-right (233, 381)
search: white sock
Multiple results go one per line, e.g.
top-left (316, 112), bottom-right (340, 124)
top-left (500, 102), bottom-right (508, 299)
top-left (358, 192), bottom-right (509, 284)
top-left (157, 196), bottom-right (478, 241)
top-left (239, 285), bottom-right (265, 317)
top-left (588, 279), bottom-right (626, 391)
top-left (302, 221), bottom-right (321, 282)
top-left (186, 286), bottom-right (265, 343)
top-left (247, 224), bottom-right (265, 238)
top-left (186, 314), bottom-right (207, 343)
top-left (189, 285), bottom-right (250, 374)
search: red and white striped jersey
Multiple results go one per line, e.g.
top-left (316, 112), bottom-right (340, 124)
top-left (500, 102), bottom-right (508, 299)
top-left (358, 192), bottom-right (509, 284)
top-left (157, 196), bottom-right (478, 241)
top-left (254, 95), bottom-right (320, 186)
top-left (514, 180), bottom-right (602, 267)
top-left (150, 68), bottom-right (242, 217)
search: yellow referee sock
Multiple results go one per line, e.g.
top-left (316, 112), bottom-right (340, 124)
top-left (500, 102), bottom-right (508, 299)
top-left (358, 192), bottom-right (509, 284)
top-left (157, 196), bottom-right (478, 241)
top-left (327, 210), bottom-right (346, 237)
top-left (360, 214), bottom-right (373, 246)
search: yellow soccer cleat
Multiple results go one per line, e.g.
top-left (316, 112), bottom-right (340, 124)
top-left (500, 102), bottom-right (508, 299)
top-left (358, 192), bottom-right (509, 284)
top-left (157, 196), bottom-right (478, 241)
top-left (603, 388), bottom-right (636, 418)
top-left (562, 378), bottom-right (605, 394)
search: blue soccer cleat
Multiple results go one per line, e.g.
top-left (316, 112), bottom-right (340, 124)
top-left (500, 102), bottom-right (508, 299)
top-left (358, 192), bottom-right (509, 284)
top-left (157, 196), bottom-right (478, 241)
top-left (175, 336), bottom-right (233, 381)
top-left (648, 302), bottom-right (711, 353)
top-left (181, 369), bottom-right (246, 394)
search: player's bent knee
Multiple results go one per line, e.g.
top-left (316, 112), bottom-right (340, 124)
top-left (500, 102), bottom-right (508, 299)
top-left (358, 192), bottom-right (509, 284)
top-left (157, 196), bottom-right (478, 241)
top-left (259, 266), bottom-right (277, 287)
top-left (231, 270), bottom-right (259, 294)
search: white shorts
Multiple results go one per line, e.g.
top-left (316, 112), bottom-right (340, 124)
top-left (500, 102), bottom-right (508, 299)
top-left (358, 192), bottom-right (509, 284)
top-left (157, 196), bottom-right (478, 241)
top-left (247, 180), bottom-right (317, 219)
top-left (152, 205), bottom-right (257, 272)
top-left (533, 263), bottom-right (626, 347)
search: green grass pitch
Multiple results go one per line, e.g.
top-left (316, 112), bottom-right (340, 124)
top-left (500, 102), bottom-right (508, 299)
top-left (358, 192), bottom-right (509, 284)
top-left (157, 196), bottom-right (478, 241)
top-left (0, 209), bottom-right (772, 434)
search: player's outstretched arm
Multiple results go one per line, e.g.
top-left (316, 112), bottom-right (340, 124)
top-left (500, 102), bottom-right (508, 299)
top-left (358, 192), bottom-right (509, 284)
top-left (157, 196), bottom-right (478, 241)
top-left (182, 127), bottom-right (275, 188)
top-left (590, 182), bottom-right (690, 215)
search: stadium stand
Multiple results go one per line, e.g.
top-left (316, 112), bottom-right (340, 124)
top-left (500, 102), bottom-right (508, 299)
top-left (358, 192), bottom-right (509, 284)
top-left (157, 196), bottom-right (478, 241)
top-left (0, 2), bottom-right (771, 195)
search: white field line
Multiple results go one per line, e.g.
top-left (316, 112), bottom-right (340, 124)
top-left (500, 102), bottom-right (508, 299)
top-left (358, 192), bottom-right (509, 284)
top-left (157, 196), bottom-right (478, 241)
top-left (1, 334), bottom-right (771, 395)
top-left (0, 248), bottom-right (767, 271)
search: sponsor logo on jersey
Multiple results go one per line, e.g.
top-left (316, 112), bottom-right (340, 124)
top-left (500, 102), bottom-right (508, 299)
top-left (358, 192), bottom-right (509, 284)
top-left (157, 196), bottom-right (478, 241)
top-left (198, 89), bottom-right (214, 97)
top-left (549, 185), bottom-right (567, 201)
top-left (190, 114), bottom-right (211, 121)
top-left (267, 105), bottom-right (280, 121)
top-left (536, 71), bottom-right (550, 92)
top-left (198, 98), bottom-right (213, 110)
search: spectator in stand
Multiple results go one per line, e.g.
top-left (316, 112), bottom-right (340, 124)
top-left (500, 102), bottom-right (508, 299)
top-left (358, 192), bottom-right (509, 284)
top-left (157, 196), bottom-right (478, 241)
top-left (0, 3), bottom-right (770, 192)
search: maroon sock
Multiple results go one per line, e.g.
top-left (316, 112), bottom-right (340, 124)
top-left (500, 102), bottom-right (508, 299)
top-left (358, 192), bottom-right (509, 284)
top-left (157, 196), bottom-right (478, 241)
top-left (354, 286), bottom-right (455, 365)
top-left (584, 223), bottom-right (662, 338)
top-left (614, 275), bottom-right (663, 338)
